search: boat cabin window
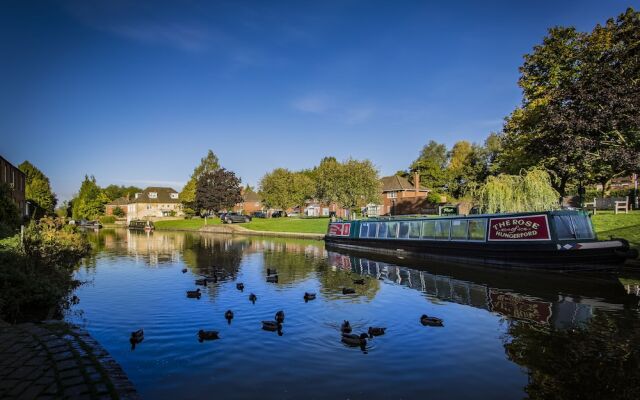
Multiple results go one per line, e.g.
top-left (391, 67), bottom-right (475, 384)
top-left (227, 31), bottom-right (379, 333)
top-left (377, 222), bottom-right (388, 238)
top-left (435, 220), bottom-right (451, 240)
top-left (398, 222), bottom-right (410, 238)
top-left (360, 223), bottom-right (369, 238)
top-left (450, 220), bottom-right (468, 240)
top-left (554, 214), bottom-right (595, 240)
top-left (422, 220), bottom-right (436, 239)
top-left (386, 222), bottom-right (399, 239)
top-left (368, 223), bottom-right (378, 238)
top-left (409, 221), bottom-right (421, 239)
top-left (468, 219), bottom-right (487, 241)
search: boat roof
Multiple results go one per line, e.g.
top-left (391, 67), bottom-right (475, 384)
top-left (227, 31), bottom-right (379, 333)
top-left (340, 209), bottom-right (590, 223)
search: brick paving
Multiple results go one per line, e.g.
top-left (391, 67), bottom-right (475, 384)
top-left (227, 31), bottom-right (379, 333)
top-left (0, 320), bottom-right (139, 399)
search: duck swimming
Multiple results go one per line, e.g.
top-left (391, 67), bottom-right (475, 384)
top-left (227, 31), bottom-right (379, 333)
top-left (303, 292), bottom-right (316, 301)
top-left (262, 320), bottom-right (282, 332)
top-left (267, 268), bottom-right (277, 275)
top-left (186, 289), bottom-right (201, 299)
top-left (341, 320), bottom-right (352, 334)
top-left (342, 287), bottom-right (356, 295)
top-left (368, 327), bottom-right (386, 337)
top-left (181, 268), bottom-right (188, 273)
top-left (236, 282), bottom-right (244, 291)
top-left (130, 329), bottom-right (144, 350)
top-left (420, 314), bottom-right (443, 327)
top-left (266, 275), bottom-right (278, 283)
top-left (249, 293), bottom-right (257, 304)
top-left (275, 310), bottom-right (285, 323)
top-left (341, 333), bottom-right (368, 347)
top-left (197, 330), bottom-right (220, 342)
top-left (225, 310), bottom-right (234, 324)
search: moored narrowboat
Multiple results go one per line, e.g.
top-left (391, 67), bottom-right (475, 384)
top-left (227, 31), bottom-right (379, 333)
top-left (324, 210), bottom-right (638, 272)
top-left (128, 220), bottom-right (155, 231)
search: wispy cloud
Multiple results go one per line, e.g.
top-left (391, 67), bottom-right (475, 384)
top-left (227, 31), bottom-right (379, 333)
top-left (291, 93), bottom-right (375, 124)
top-left (291, 95), bottom-right (333, 114)
top-left (345, 107), bottom-right (374, 124)
top-left (103, 22), bottom-right (212, 53)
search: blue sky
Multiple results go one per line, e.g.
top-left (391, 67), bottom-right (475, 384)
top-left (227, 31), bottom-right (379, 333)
top-left (1, 0), bottom-right (636, 201)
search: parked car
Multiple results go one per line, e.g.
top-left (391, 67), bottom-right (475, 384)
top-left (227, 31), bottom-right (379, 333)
top-left (271, 211), bottom-right (286, 218)
top-left (218, 212), bottom-right (227, 221)
top-left (252, 211), bottom-right (267, 218)
top-left (222, 212), bottom-right (251, 224)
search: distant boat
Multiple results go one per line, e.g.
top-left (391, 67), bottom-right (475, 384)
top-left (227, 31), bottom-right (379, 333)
top-left (324, 210), bottom-right (637, 272)
top-left (128, 220), bottom-right (155, 231)
top-left (77, 220), bottom-right (102, 229)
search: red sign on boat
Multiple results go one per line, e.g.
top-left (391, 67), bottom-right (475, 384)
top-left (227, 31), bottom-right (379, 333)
top-left (328, 223), bottom-right (351, 237)
top-left (488, 214), bottom-right (550, 241)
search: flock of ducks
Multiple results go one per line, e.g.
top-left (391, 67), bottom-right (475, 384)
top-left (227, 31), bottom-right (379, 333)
top-left (129, 266), bottom-right (444, 350)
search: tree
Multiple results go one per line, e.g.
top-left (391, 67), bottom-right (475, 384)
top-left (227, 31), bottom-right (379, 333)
top-left (473, 168), bottom-right (559, 213)
top-left (447, 141), bottom-right (473, 198)
top-left (337, 159), bottom-right (380, 213)
top-left (181, 150), bottom-right (221, 208)
top-left (410, 140), bottom-right (449, 191)
top-left (18, 161), bottom-right (57, 217)
top-left (0, 183), bottom-right (21, 237)
top-left (259, 169), bottom-right (315, 212)
top-left (112, 207), bottom-right (125, 217)
top-left (72, 175), bottom-right (108, 220)
top-left (195, 168), bottom-right (242, 214)
top-left (314, 157), bottom-right (343, 206)
top-left (102, 185), bottom-right (141, 201)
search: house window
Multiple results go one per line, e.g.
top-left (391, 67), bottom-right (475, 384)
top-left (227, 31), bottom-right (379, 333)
top-left (170, 193), bottom-right (178, 199)
top-left (387, 191), bottom-right (397, 199)
top-left (149, 192), bottom-right (158, 199)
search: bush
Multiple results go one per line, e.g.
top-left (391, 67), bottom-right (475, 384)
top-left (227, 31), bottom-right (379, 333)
top-left (427, 191), bottom-right (444, 205)
top-left (112, 206), bottom-right (125, 217)
top-left (0, 217), bottom-right (91, 322)
top-left (99, 215), bottom-right (116, 224)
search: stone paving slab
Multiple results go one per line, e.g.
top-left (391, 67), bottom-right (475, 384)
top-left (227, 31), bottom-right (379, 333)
top-left (0, 321), bottom-right (139, 399)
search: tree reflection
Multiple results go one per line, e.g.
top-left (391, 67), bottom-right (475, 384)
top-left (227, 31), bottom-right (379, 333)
top-left (504, 310), bottom-right (640, 399)
top-left (260, 239), bottom-right (322, 284)
top-left (182, 234), bottom-right (245, 277)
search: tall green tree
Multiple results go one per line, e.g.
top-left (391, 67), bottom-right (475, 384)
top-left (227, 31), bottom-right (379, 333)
top-left (72, 175), bottom-right (108, 220)
top-left (447, 141), bottom-right (473, 198)
top-left (195, 168), bottom-right (242, 214)
top-left (181, 150), bottom-right (221, 211)
top-left (337, 159), bottom-right (380, 213)
top-left (18, 161), bottom-right (57, 217)
top-left (259, 169), bottom-right (315, 211)
top-left (410, 140), bottom-right (449, 191)
top-left (102, 185), bottom-right (141, 201)
top-left (314, 157), bottom-right (343, 206)
top-left (0, 183), bottom-right (21, 237)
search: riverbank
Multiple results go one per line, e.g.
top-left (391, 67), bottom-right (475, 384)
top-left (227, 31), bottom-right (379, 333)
top-left (155, 217), bottom-right (328, 238)
top-left (0, 320), bottom-right (138, 399)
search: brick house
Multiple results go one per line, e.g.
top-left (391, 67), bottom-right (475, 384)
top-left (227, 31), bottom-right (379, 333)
top-left (0, 155), bottom-right (27, 217)
top-left (233, 191), bottom-right (264, 214)
top-left (105, 197), bottom-right (129, 217)
top-left (376, 173), bottom-right (430, 216)
top-left (127, 187), bottom-right (183, 221)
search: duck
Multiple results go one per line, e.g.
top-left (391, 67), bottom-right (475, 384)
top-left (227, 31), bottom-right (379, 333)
top-left (303, 292), bottom-right (316, 301)
top-left (266, 275), bottom-right (278, 283)
top-left (186, 289), bottom-right (201, 298)
top-left (342, 287), bottom-right (356, 295)
top-left (352, 278), bottom-right (365, 285)
top-left (181, 268), bottom-right (188, 273)
top-left (368, 327), bottom-right (386, 337)
top-left (249, 293), bottom-right (257, 304)
top-left (197, 330), bottom-right (220, 341)
top-left (275, 310), bottom-right (285, 324)
top-left (262, 320), bottom-right (281, 331)
top-left (420, 314), bottom-right (444, 327)
top-left (267, 268), bottom-right (277, 275)
top-left (195, 278), bottom-right (207, 286)
top-left (225, 310), bottom-right (234, 322)
top-left (341, 320), bottom-right (352, 334)
top-left (341, 333), bottom-right (368, 347)
top-left (130, 329), bottom-right (144, 341)
top-left (236, 282), bottom-right (244, 291)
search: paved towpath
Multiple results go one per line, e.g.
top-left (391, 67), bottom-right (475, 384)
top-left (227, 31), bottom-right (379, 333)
top-left (0, 320), bottom-right (138, 399)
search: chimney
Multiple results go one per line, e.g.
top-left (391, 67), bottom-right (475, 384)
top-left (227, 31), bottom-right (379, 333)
top-left (414, 172), bottom-right (420, 194)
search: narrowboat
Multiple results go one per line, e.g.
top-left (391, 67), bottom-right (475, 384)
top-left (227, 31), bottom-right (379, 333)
top-left (128, 220), bottom-right (155, 231)
top-left (324, 210), bottom-right (638, 272)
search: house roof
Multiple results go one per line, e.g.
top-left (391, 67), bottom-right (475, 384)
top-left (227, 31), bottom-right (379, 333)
top-left (243, 191), bottom-right (261, 202)
top-left (131, 187), bottom-right (180, 204)
top-left (380, 175), bottom-right (428, 192)
top-left (107, 196), bottom-right (129, 206)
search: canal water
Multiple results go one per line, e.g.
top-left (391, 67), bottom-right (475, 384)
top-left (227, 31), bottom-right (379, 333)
top-left (67, 229), bottom-right (640, 400)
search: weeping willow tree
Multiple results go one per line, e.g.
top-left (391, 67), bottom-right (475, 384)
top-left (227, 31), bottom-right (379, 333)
top-left (472, 168), bottom-right (559, 213)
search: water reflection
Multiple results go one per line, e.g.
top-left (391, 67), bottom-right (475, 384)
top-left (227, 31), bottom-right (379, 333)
top-left (75, 230), bottom-right (640, 400)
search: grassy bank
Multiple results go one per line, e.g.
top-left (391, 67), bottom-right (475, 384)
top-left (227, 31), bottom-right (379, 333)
top-left (243, 217), bottom-right (329, 234)
top-left (592, 211), bottom-right (640, 250)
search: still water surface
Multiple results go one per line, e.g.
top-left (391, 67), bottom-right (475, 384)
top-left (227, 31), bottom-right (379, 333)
top-left (67, 229), bottom-right (640, 399)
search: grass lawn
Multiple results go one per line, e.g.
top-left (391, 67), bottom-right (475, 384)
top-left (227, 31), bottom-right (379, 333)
top-left (591, 210), bottom-right (640, 249)
top-left (154, 218), bottom-right (221, 230)
top-left (243, 217), bottom-right (329, 234)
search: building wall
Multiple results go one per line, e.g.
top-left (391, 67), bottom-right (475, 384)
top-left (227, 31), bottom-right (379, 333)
top-left (127, 202), bottom-right (183, 220)
top-left (105, 204), bottom-right (128, 216)
top-left (233, 201), bottom-right (264, 214)
top-left (0, 156), bottom-right (27, 216)
top-left (381, 190), bottom-right (429, 215)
